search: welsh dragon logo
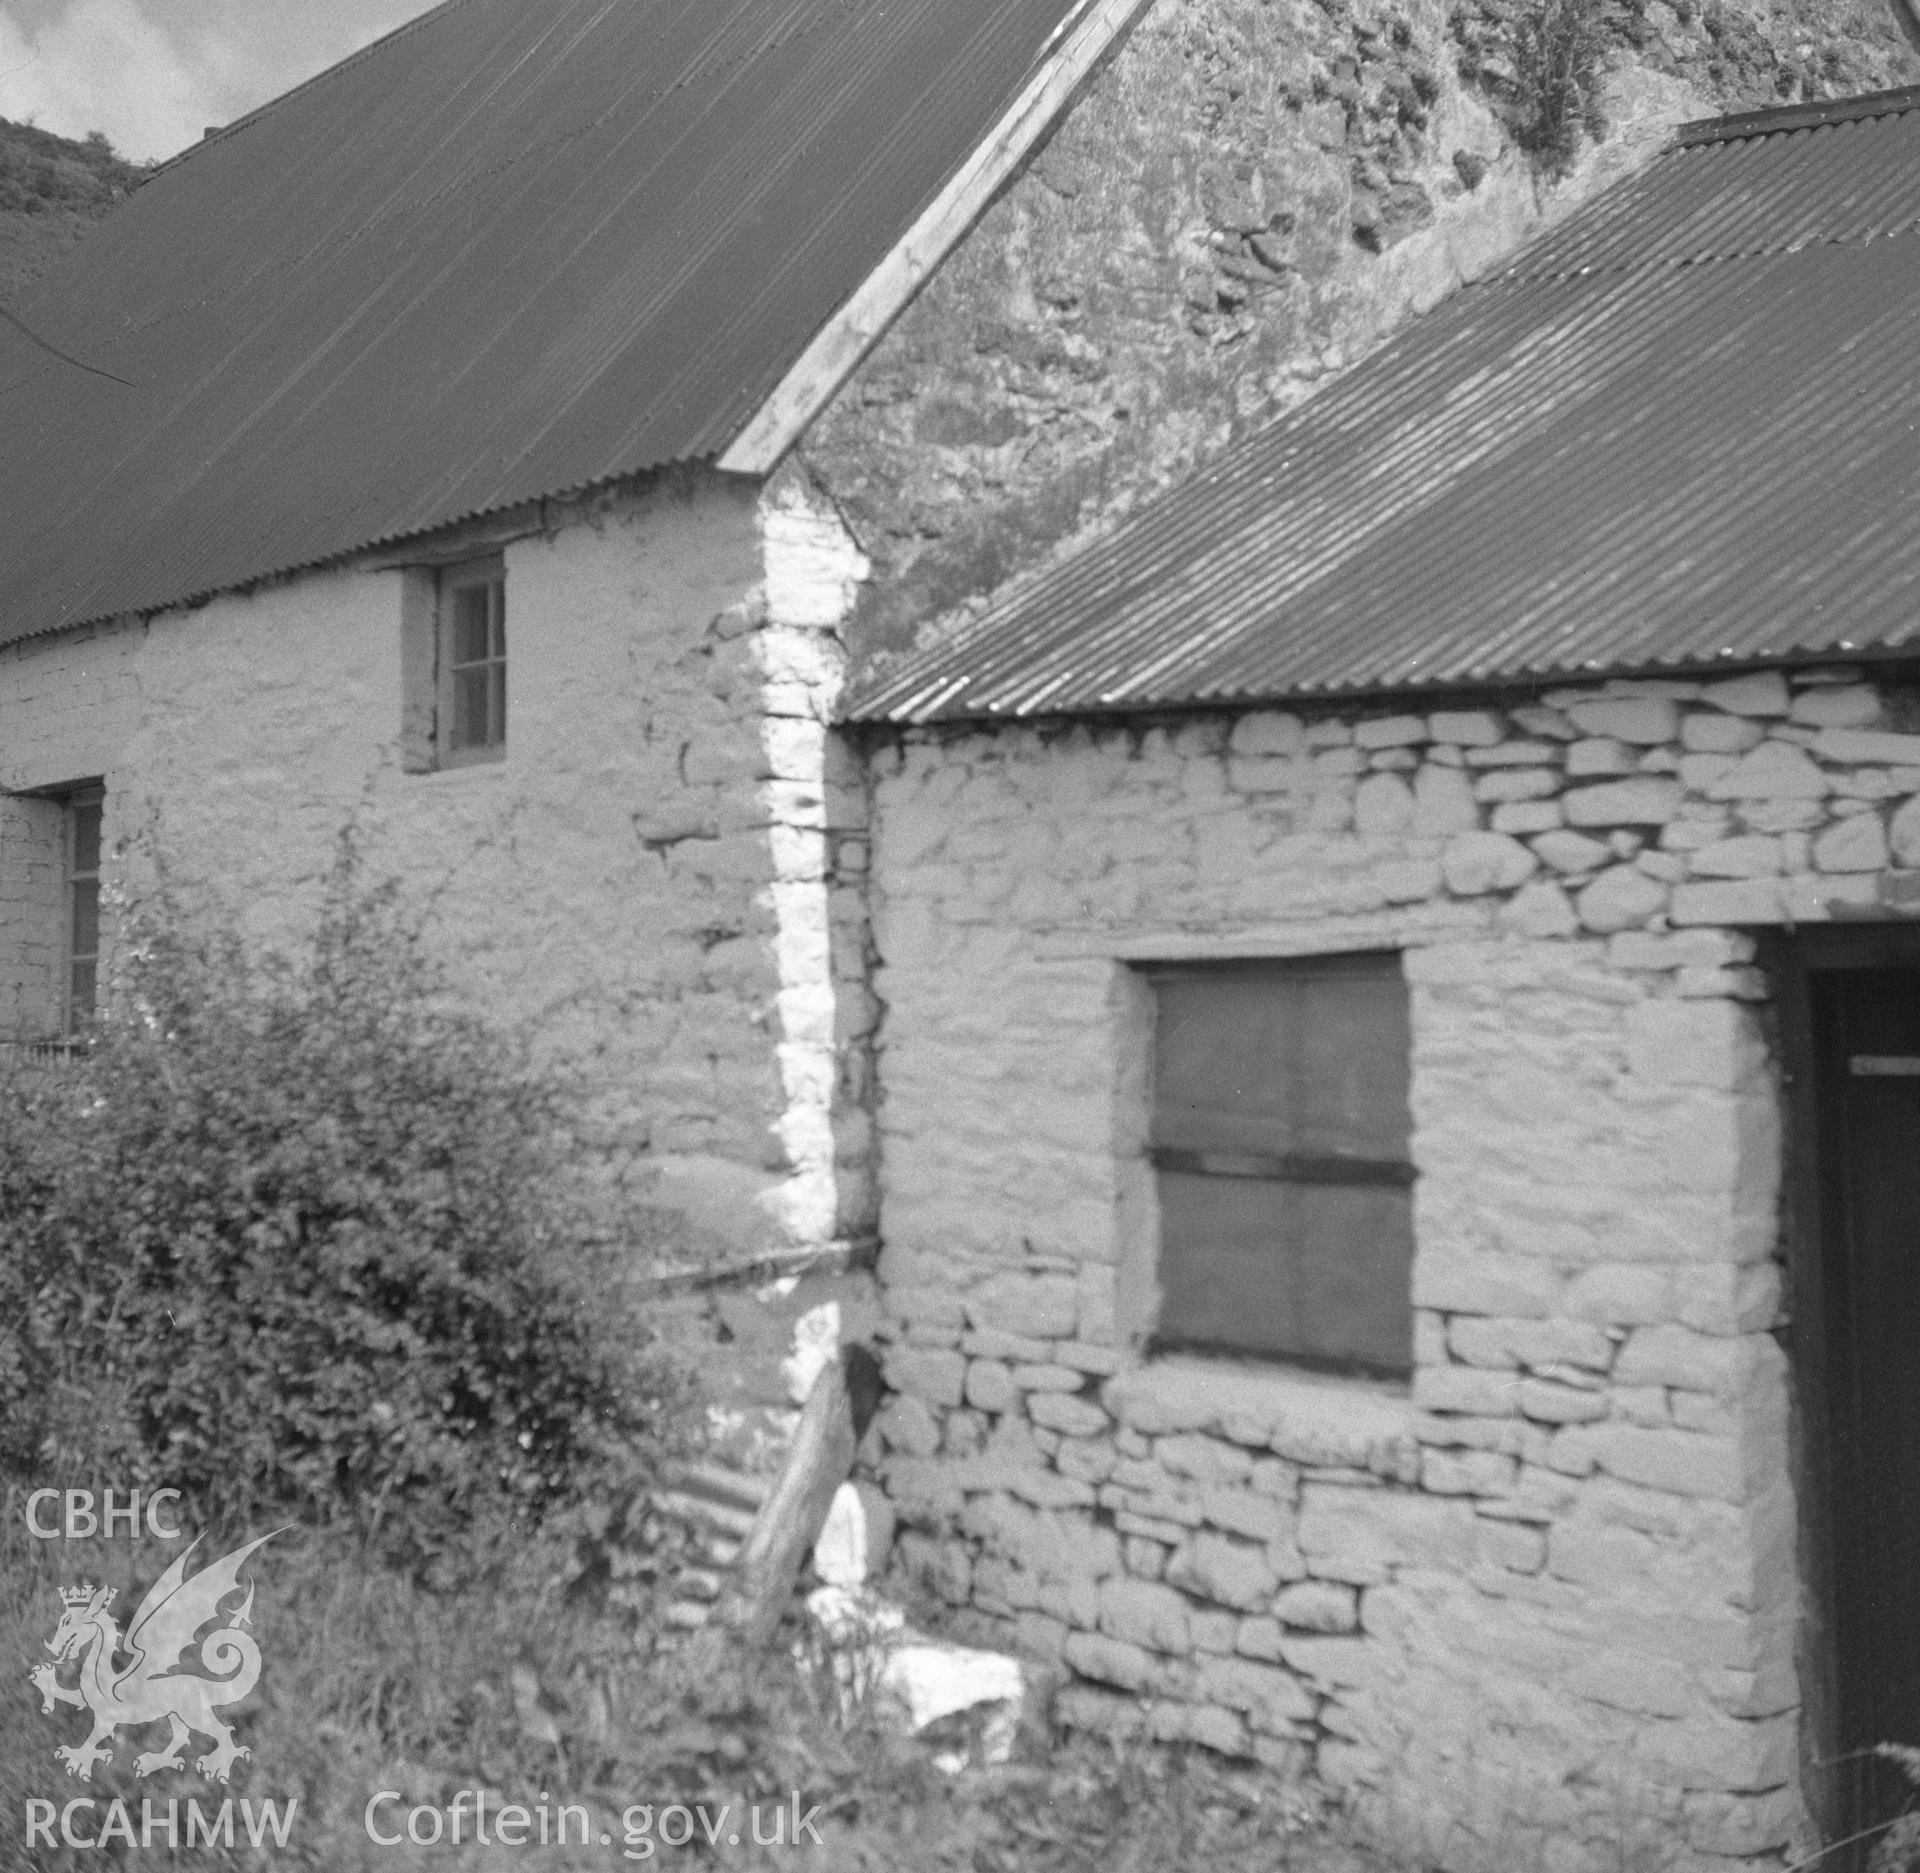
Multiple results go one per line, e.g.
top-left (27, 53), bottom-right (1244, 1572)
top-left (29, 1531), bottom-right (279, 1784)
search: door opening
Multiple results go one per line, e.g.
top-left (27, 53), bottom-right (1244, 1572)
top-left (1780, 930), bottom-right (1920, 1864)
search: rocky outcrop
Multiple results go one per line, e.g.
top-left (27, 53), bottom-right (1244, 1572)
top-left (801, 0), bottom-right (1918, 659)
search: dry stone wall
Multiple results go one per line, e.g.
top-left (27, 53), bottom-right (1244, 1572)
top-left (0, 473), bottom-right (870, 1263)
top-left (862, 663), bottom-right (1920, 1868)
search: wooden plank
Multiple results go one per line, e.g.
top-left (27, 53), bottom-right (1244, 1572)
top-left (715, 0), bottom-right (1152, 477)
top-left (1150, 1145), bottom-right (1414, 1187)
top-left (700, 1345), bottom-right (883, 1651)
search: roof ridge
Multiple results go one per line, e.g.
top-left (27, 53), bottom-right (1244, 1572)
top-left (1670, 82), bottom-right (1920, 150)
top-left (153, 0), bottom-right (483, 176)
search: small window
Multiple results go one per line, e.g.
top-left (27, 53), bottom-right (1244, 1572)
top-left (62, 785), bottom-right (104, 1033)
top-left (1147, 953), bottom-right (1415, 1376)
top-left (436, 558), bottom-right (506, 763)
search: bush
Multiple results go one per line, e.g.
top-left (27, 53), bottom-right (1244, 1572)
top-left (0, 842), bottom-right (680, 1579)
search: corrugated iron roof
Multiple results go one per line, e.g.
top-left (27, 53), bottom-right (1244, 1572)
top-left (847, 91), bottom-right (1920, 726)
top-left (0, 0), bottom-right (1088, 648)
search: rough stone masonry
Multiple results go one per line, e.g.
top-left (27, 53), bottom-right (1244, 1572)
top-left (858, 664), bottom-right (1920, 1869)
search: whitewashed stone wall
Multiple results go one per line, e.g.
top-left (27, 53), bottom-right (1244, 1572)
top-left (864, 665), bottom-right (1920, 1868)
top-left (0, 472), bottom-right (873, 1261)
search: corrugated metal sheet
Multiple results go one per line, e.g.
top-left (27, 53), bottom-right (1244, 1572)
top-left (0, 0), bottom-right (1085, 648)
top-left (848, 94), bottom-right (1920, 725)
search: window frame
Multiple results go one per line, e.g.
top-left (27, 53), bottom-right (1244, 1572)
top-left (1142, 950), bottom-right (1416, 1379)
top-left (60, 783), bottom-right (104, 1036)
top-left (434, 555), bottom-right (507, 767)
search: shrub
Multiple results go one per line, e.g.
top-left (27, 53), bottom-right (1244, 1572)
top-left (0, 841), bottom-right (680, 1579)
top-left (1511, 0), bottom-right (1611, 170)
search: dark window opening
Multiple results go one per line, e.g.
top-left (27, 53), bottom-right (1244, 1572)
top-left (1147, 952), bottom-right (1415, 1377)
top-left (438, 558), bottom-right (506, 762)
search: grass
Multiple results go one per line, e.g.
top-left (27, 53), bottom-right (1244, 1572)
top-left (3, 1487), bottom-right (1393, 1871)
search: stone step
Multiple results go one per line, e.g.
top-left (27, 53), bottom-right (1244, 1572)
top-left (667, 1460), bottom-right (771, 1514)
top-left (653, 1488), bottom-right (759, 1540)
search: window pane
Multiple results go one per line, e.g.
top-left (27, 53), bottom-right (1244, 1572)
top-left (451, 666), bottom-right (491, 748)
top-left (451, 584), bottom-right (491, 665)
top-left (69, 960), bottom-right (97, 1022)
top-left (71, 797), bottom-right (102, 875)
top-left (489, 580), bottom-right (506, 659)
top-left (1153, 956), bottom-right (1410, 1161)
top-left (1156, 1171), bottom-right (1413, 1374)
top-left (489, 664), bottom-right (506, 747)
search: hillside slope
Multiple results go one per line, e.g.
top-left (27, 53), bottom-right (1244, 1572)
top-left (0, 117), bottom-right (147, 306)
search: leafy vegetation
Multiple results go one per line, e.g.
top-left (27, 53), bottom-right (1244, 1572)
top-left (0, 116), bottom-right (146, 302)
top-left (0, 842), bottom-right (683, 1583)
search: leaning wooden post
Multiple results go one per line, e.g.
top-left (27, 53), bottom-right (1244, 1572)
top-left (705, 1344), bottom-right (883, 1651)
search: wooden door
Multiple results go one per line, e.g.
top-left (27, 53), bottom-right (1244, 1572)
top-left (1808, 961), bottom-right (1920, 1854)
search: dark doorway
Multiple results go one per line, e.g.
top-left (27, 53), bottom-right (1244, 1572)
top-left (1781, 931), bottom-right (1920, 1862)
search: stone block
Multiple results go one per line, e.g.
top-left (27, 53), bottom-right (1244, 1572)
top-left (1512, 704), bottom-right (1576, 740)
top-left (1442, 830), bottom-right (1537, 895)
top-left (1707, 740), bottom-right (1829, 800)
top-left (886, 1344), bottom-right (966, 1409)
top-left (1427, 710), bottom-right (1504, 746)
top-left (1813, 811), bottom-right (1888, 872)
top-left (1585, 1424), bottom-right (1742, 1501)
top-left (1156, 1433), bottom-right (1255, 1485)
top-left (1613, 1324), bottom-right (1750, 1393)
top-left (1609, 929), bottom-right (1755, 971)
top-left (1566, 697), bottom-right (1682, 744)
top-left (1891, 795), bottom-right (1920, 867)
top-left (966, 1273), bottom-right (1080, 1339)
top-left (1123, 1534), bottom-right (1168, 1579)
top-left (1227, 711), bottom-right (1305, 758)
top-left (1056, 1437), bottom-right (1118, 1483)
top-left (1354, 771), bottom-right (1416, 836)
top-left (1575, 864), bottom-right (1667, 933)
top-left (1741, 797), bottom-right (1826, 833)
top-left (1236, 1615), bottom-right (1285, 1660)
top-left (1412, 1363), bottom-right (1521, 1416)
top-left (1473, 769), bottom-right (1561, 805)
top-left (1065, 1629), bottom-right (1158, 1692)
top-left (1499, 878), bottom-right (1579, 937)
top-left (1466, 742), bottom-right (1565, 769)
top-left (1533, 828), bottom-right (1612, 874)
top-left (1700, 672), bottom-right (1790, 717)
top-left (965, 1358), bottom-right (1017, 1414)
top-left (1680, 713), bottom-right (1765, 754)
top-left (1626, 998), bottom-right (1764, 1089)
top-left (877, 1394), bottom-right (942, 1458)
top-left (1199, 1487), bottom-right (1294, 1544)
top-left (1099, 1577), bottom-right (1191, 1655)
top-left (1190, 1609), bottom-right (1238, 1654)
top-left (1490, 800), bottom-right (1563, 835)
top-left (1412, 1253), bottom-right (1562, 1318)
top-left (1689, 835), bottom-right (1782, 877)
top-left (1420, 1448), bottom-right (1518, 1494)
top-left (1567, 738), bottom-right (1636, 777)
top-left (1814, 725), bottom-right (1920, 766)
top-left (1669, 878), bottom-right (1784, 924)
top-left (1476, 1518), bottom-right (1546, 1573)
top-left (1516, 1379), bottom-right (1609, 1424)
top-left (1355, 714), bottom-right (1429, 749)
top-left (1563, 779), bottom-right (1683, 826)
top-left (1028, 1391), bottom-right (1110, 1437)
top-left (963, 1326), bottom-right (1055, 1362)
top-left (1672, 1262), bottom-right (1782, 1336)
top-left (1271, 1579), bottom-right (1358, 1633)
top-left (1790, 683), bottom-right (1879, 728)
top-left (1167, 1531), bottom-right (1282, 1611)
top-left (1193, 1655), bottom-right (1317, 1731)
top-left (1012, 1363), bottom-right (1085, 1392)
top-left (1411, 763), bottom-right (1480, 835)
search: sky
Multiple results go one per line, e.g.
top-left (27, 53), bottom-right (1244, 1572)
top-left (0, 0), bottom-right (440, 162)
